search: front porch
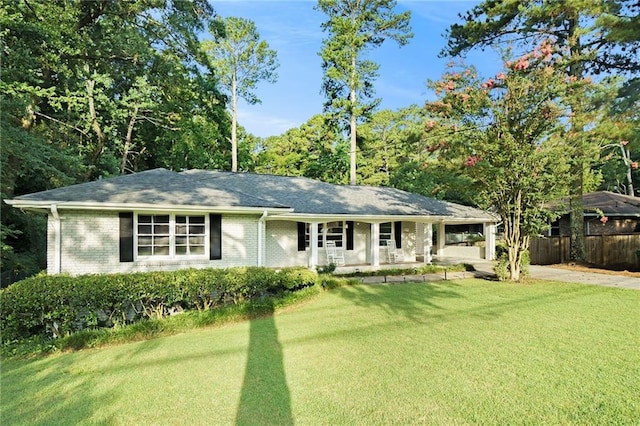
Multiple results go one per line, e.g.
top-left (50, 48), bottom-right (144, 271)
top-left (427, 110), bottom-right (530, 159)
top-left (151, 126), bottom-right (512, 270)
top-left (263, 218), bottom-right (498, 269)
top-left (333, 256), bottom-right (496, 277)
top-left (333, 261), bottom-right (425, 275)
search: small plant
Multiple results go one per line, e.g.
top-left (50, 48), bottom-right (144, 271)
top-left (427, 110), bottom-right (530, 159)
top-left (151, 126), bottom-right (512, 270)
top-left (317, 263), bottom-right (337, 274)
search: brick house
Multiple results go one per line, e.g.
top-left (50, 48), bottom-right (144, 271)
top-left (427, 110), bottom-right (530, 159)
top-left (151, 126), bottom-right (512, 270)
top-left (6, 169), bottom-right (498, 276)
top-left (548, 191), bottom-right (640, 236)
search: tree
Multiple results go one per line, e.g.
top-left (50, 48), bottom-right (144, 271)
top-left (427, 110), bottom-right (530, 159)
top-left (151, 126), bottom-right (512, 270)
top-left (255, 114), bottom-right (349, 183)
top-left (441, 0), bottom-right (640, 262)
top-left (0, 0), bottom-right (225, 281)
top-left (357, 106), bottom-right (426, 187)
top-left (316, 0), bottom-right (412, 185)
top-left (202, 17), bottom-right (279, 172)
top-left (426, 53), bottom-right (591, 281)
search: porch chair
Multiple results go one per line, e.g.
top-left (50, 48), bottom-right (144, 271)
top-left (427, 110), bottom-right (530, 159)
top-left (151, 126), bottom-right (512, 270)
top-left (386, 239), bottom-right (400, 263)
top-left (325, 241), bottom-right (345, 265)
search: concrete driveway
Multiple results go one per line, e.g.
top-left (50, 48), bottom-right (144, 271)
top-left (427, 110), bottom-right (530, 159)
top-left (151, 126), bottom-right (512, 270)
top-left (528, 265), bottom-right (640, 290)
top-left (436, 257), bottom-right (640, 290)
top-left (357, 258), bottom-right (640, 290)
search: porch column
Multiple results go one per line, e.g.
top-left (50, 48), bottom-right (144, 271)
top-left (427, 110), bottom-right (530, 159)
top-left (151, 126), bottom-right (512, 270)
top-left (309, 222), bottom-right (319, 269)
top-left (370, 222), bottom-right (380, 267)
top-left (425, 222), bottom-right (433, 263)
top-left (484, 222), bottom-right (496, 260)
top-left (437, 222), bottom-right (446, 256)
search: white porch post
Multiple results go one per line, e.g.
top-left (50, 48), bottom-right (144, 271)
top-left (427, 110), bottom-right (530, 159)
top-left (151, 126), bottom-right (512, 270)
top-left (371, 222), bottom-right (380, 267)
top-left (484, 222), bottom-right (496, 260)
top-left (416, 223), bottom-right (424, 261)
top-left (309, 222), bottom-right (319, 269)
top-left (437, 222), bottom-right (446, 257)
top-left (425, 222), bottom-right (433, 263)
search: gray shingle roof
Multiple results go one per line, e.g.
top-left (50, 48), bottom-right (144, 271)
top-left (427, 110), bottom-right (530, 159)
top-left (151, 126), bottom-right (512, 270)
top-left (550, 191), bottom-right (640, 217)
top-left (582, 191), bottom-right (640, 217)
top-left (9, 168), bottom-right (496, 221)
top-left (11, 169), bottom-right (287, 209)
top-left (183, 170), bottom-right (495, 220)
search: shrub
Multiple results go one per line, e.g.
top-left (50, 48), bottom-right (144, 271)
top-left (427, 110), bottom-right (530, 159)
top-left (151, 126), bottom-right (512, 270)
top-left (494, 249), bottom-right (530, 281)
top-left (0, 267), bottom-right (317, 342)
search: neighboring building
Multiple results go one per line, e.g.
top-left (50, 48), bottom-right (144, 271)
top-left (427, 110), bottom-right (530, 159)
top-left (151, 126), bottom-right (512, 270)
top-left (548, 191), bottom-right (640, 236)
top-left (531, 191), bottom-right (640, 268)
top-left (6, 169), bottom-right (498, 276)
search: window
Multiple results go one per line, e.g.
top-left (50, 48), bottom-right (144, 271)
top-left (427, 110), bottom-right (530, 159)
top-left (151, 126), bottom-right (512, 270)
top-left (175, 216), bottom-right (206, 255)
top-left (302, 222), bottom-right (345, 248)
top-left (136, 214), bottom-right (208, 258)
top-left (138, 215), bottom-right (170, 256)
top-left (380, 222), bottom-right (392, 246)
top-left (325, 221), bottom-right (343, 247)
top-left (549, 220), bottom-right (560, 236)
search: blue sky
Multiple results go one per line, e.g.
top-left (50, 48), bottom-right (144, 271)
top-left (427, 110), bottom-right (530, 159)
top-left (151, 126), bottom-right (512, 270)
top-left (211, 0), bottom-right (501, 138)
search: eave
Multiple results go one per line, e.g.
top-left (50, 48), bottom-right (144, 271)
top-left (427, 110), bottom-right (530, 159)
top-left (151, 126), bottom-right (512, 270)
top-left (4, 199), bottom-right (293, 215)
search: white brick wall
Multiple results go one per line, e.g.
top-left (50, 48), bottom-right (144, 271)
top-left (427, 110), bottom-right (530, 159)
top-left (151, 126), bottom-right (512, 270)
top-left (264, 220), bottom-right (308, 267)
top-left (48, 212), bottom-right (433, 276)
top-left (51, 210), bottom-right (261, 276)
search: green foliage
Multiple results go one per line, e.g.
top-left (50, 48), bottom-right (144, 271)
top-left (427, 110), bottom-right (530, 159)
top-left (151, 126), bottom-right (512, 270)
top-left (442, 0), bottom-right (640, 262)
top-left (255, 114), bottom-right (349, 182)
top-left (0, 267), bottom-right (318, 342)
top-left (443, 0), bottom-right (640, 77)
top-left (1, 0), bottom-right (230, 279)
top-left (201, 16), bottom-right (279, 172)
top-left (426, 50), bottom-right (586, 280)
top-left (316, 0), bottom-right (412, 184)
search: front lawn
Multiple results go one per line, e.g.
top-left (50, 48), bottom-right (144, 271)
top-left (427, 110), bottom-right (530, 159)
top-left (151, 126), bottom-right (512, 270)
top-left (2, 278), bottom-right (639, 425)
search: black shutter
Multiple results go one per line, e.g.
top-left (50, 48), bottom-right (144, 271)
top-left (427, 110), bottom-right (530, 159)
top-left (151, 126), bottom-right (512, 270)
top-left (394, 221), bottom-right (402, 248)
top-left (119, 212), bottom-right (134, 262)
top-left (297, 222), bottom-right (306, 251)
top-left (210, 214), bottom-right (222, 260)
top-left (346, 221), bottom-right (354, 250)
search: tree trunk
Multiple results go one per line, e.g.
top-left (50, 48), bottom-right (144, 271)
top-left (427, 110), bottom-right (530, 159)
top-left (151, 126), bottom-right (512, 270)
top-left (349, 56), bottom-right (357, 185)
top-left (120, 105), bottom-right (139, 174)
top-left (231, 73), bottom-right (238, 173)
top-left (567, 13), bottom-right (587, 262)
top-left (622, 145), bottom-right (635, 197)
top-left (85, 65), bottom-right (106, 169)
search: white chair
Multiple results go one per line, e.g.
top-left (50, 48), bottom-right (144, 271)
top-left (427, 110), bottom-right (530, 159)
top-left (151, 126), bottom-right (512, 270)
top-left (325, 241), bottom-right (345, 265)
top-left (386, 239), bottom-right (400, 263)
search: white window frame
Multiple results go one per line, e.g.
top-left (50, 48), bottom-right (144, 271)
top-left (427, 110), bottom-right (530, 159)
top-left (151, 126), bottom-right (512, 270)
top-left (305, 221), bottom-right (345, 248)
top-left (134, 213), bottom-right (209, 260)
top-left (379, 222), bottom-right (393, 246)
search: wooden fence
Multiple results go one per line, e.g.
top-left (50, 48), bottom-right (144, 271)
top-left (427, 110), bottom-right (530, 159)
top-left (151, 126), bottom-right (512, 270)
top-left (529, 234), bottom-right (640, 268)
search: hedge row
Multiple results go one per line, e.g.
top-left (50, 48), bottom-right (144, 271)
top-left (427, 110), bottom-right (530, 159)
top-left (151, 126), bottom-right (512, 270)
top-left (0, 267), bottom-right (318, 341)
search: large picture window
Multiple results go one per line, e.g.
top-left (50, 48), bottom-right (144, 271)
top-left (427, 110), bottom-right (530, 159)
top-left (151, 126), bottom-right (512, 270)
top-left (136, 214), bottom-right (208, 258)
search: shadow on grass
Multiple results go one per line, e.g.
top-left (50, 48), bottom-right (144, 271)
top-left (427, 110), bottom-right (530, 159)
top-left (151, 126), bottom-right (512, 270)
top-left (337, 281), bottom-right (463, 321)
top-left (337, 279), bottom-right (609, 324)
top-left (236, 300), bottom-right (293, 425)
top-left (1, 353), bottom-right (117, 425)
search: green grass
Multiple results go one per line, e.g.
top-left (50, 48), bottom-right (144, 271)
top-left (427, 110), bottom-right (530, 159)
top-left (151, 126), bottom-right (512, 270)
top-left (2, 278), bottom-right (639, 425)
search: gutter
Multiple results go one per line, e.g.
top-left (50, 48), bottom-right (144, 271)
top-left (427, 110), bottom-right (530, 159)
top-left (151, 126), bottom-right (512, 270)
top-left (4, 199), bottom-right (293, 215)
top-left (257, 210), bottom-right (268, 267)
top-left (51, 205), bottom-right (61, 274)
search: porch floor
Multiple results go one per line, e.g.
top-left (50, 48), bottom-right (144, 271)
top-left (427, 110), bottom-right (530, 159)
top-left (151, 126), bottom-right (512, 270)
top-left (332, 256), bottom-right (496, 279)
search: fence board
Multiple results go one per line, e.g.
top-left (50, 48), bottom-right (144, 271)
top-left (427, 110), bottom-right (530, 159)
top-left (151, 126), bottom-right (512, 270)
top-left (531, 234), bottom-right (640, 269)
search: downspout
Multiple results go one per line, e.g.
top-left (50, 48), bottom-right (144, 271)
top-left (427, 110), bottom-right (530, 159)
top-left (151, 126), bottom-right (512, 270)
top-left (257, 211), bottom-right (268, 267)
top-left (51, 205), bottom-right (61, 274)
